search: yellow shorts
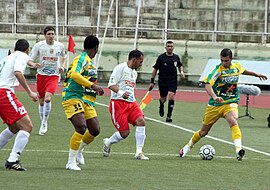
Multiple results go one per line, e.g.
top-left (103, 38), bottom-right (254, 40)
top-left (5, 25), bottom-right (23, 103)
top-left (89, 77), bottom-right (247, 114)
top-left (62, 99), bottom-right (97, 120)
top-left (203, 103), bottom-right (238, 125)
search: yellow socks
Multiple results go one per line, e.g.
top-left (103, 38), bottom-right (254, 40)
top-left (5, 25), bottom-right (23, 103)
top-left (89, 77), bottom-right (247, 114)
top-left (231, 125), bottom-right (242, 153)
top-left (82, 130), bottom-right (96, 145)
top-left (70, 132), bottom-right (83, 150)
top-left (188, 130), bottom-right (201, 147)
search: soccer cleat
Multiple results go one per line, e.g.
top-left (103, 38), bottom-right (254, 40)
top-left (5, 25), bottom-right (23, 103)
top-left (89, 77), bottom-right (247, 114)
top-left (66, 163), bottom-right (81, 171)
top-left (166, 116), bottom-right (172, 122)
top-left (179, 145), bottom-right (191, 157)
top-left (135, 152), bottom-right (149, 160)
top-left (236, 149), bottom-right (245, 161)
top-left (38, 120), bottom-right (48, 135)
top-left (5, 160), bottom-right (27, 171)
top-left (103, 138), bottom-right (111, 157)
top-left (159, 104), bottom-right (164, 117)
top-left (76, 151), bottom-right (85, 165)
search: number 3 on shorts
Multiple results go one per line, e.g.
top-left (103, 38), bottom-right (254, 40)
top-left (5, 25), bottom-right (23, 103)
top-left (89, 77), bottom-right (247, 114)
top-left (73, 103), bottom-right (82, 112)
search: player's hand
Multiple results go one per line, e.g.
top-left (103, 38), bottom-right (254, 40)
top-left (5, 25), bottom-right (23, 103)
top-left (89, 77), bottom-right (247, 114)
top-left (149, 83), bottom-right (155, 91)
top-left (256, 73), bottom-right (268, 80)
top-left (91, 84), bottom-right (104, 96)
top-left (29, 91), bottom-right (38, 102)
top-left (180, 72), bottom-right (185, 80)
top-left (32, 62), bottom-right (41, 69)
top-left (214, 97), bottom-right (224, 104)
top-left (59, 66), bottom-right (65, 74)
top-left (122, 91), bottom-right (130, 99)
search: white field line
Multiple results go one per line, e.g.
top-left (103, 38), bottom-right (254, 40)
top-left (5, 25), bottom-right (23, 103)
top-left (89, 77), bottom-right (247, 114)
top-left (96, 102), bottom-right (270, 157)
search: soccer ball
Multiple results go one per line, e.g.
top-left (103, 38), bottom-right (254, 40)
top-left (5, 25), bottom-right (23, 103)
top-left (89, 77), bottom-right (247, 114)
top-left (199, 145), bottom-right (215, 160)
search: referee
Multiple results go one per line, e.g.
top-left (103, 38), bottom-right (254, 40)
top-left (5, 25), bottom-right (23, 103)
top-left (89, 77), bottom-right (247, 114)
top-left (149, 41), bottom-right (185, 122)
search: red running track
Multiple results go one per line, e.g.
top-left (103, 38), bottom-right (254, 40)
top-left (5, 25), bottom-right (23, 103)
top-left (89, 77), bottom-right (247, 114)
top-left (16, 84), bottom-right (270, 109)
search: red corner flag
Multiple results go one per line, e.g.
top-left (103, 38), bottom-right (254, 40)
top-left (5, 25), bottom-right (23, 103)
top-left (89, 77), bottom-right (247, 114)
top-left (68, 35), bottom-right (76, 54)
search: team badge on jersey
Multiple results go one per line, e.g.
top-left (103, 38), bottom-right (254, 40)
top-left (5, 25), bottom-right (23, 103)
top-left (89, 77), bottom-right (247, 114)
top-left (174, 61), bottom-right (177, 67)
top-left (50, 49), bottom-right (54, 54)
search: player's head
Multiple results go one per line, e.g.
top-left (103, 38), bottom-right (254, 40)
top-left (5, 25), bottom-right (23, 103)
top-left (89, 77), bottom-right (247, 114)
top-left (15, 39), bottom-right (30, 54)
top-left (165, 40), bottom-right (174, 55)
top-left (84, 35), bottom-right (99, 58)
top-left (220, 48), bottom-right (233, 68)
top-left (43, 26), bottom-right (55, 45)
top-left (128, 49), bottom-right (144, 69)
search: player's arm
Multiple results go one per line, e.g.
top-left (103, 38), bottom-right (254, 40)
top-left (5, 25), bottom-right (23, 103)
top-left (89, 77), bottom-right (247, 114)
top-left (178, 66), bottom-right (185, 79)
top-left (242, 70), bottom-right (268, 80)
top-left (70, 72), bottom-right (103, 95)
top-left (14, 71), bottom-right (38, 102)
top-left (109, 84), bottom-right (129, 99)
top-left (149, 68), bottom-right (157, 91)
top-left (59, 54), bottom-right (67, 74)
top-left (27, 60), bottom-right (41, 68)
top-left (205, 83), bottom-right (223, 103)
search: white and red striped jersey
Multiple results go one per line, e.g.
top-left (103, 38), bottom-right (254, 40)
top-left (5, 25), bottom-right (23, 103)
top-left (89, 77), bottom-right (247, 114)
top-left (0, 51), bottom-right (30, 92)
top-left (108, 62), bottom-right (137, 102)
top-left (29, 40), bottom-right (65, 76)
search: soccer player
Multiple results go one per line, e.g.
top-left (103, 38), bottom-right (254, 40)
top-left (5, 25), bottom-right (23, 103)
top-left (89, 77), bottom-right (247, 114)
top-left (179, 48), bottom-right (268, 160)
top-left (149, 40), bottom-right (185, 122)
top-left (103, 49), bottom-right (149, 160)
top-left (62, 35), bottom-right (104, 171)
top-left (0, 39), bottom-right (39, 171)
top-left (29, 26), bottom-right (66, 135)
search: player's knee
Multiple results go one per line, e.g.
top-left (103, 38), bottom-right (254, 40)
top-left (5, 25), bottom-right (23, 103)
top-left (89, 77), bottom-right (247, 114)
top-left (135, 117), bottom-right (145, 126)
top-left (90, 127), bottom-right (100, 137)
top-left (119, 130), bottom-right (129, 138)
top-left (75, 124), bottom-right (87, 134)
top-left (199, 130), bottom-right (208, 137)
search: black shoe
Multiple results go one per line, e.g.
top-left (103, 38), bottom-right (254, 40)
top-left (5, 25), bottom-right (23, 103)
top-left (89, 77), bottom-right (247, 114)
top-left (166, 117), bottom-right (172, 122)
top-left (5, 160), bottom-right (27, 171)
top-left (236, 149), bottom-right (245, 161)
top-left (159, 105), bottom-right (164, 117)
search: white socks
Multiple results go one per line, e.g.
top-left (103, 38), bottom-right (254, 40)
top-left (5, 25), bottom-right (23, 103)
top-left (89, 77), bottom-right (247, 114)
top-left (107, 131), bottom-right (123, 145)
top-left (135, 126), bottom-right (146, 154)
top-left (67, 149), bottom-right (79, 164)
top-left (39, 102), bottom-right (52, 122)
top-left (0, 128), bottom-right (14, 150)
top-left (43, 101), bottom-right (51, 122)
top-left (8, 130), bottom-right (30, 162)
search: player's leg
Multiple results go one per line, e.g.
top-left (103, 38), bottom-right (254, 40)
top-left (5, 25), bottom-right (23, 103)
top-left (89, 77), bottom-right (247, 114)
top-left (158, 85), bottom-right (168, 117)
top-left (63, 99), bottom-right (85, 170)
top-left (166, 92), bottom-right (176, 122)
top-left (129, 103), bottom-right (149, 160)
top-left (0, 90), bottom-right (30, 171)
top-left (76, 106), bottom-right (100, 165)
top-left (224, 104), bottom-right (245, 160)
top-left (38, 75), bottom-right (59, 135)
top-left (103, 100), bottom-right (128, 157)
top-left (180, 106), bottom-right (220, 157)
top-left (5, 115), bottom-right (33, 171)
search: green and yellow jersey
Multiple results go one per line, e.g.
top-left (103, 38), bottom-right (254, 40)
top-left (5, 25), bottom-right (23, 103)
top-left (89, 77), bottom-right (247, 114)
top-left (203, 61), bottom-right (245, 106)
top-left (62, 52), bottom-right (97, 107)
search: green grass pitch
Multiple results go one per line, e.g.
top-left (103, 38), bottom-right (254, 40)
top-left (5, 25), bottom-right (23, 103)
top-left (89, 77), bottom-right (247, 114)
top-left (0, 92), bottom-right (269, 190)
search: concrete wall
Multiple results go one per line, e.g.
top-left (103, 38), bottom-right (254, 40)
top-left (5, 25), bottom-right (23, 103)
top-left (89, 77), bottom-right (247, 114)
top-left (0, 0), bottom-right (270, 42)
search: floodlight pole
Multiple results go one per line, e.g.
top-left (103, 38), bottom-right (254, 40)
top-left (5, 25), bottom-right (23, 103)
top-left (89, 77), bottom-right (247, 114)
top-left (134, 0), bottom-right (142, 49)
top-left (164, 0), bottom-right (168, 45)
top-left (55, 0), bottom-right (59, 41)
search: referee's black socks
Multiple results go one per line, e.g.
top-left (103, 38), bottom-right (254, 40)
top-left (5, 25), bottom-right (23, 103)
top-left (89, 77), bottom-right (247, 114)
top-left (167, 100), bottom-right (174, 117)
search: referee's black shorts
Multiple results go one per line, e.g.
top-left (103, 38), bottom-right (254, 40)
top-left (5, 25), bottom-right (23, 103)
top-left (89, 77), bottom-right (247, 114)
top-left (158, 82), bottom-right (177, 97)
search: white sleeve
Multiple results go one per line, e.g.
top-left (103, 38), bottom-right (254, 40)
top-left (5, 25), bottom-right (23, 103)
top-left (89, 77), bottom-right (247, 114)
top-left (14, 53), bottom-right (29, 73)
top-left (108, 65), bottom-right (122, 87)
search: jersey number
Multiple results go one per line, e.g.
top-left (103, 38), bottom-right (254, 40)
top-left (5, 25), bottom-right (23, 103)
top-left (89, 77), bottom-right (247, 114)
top-left (73, 103), bottom-right (83, 112)
top-left (18, 106), bottom-right (27, 115)
top-left (0, 61), bottom-right (6, 74)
